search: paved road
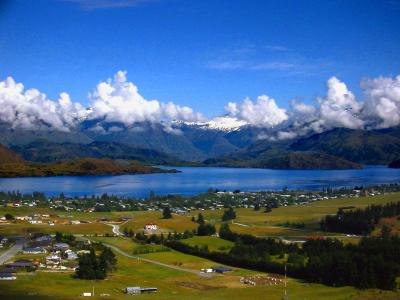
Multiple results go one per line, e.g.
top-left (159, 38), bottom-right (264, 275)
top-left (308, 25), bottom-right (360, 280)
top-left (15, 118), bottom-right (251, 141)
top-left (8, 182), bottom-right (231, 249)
top-left (0, 238), bottom-right (25, 265)
top-left (103, 221), bottom-right (128, 236)
top-left (87, 238), bottom-right (212, 278)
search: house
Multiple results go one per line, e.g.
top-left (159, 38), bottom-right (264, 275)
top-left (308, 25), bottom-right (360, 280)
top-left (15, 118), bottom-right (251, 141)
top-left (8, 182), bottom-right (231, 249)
top-left (201, 268), bottom-right (214, 273)
top-left (125, 287), bottom-right (141, 295)
top-left (6, 259), bottom-right (33, 269)
top-left (0, 272), bottom-right (17, 280)
top-left (35, 235), bottom-right (52, 242)
top-left (46, 254), bottom-right (61, 262)
top-left (212, 266), bottom-right (232, 274)
top-left (31, 239), bottom-right (52, 248)
top-left (125, 287), bottom-right (157, 295)
top-left (23, 247), bottom-right (47, 254)
top-left (65, 250), bottom-right (78, 260)
top-left (29, 220), bottom-right (43, 224)
top-left (53, 242), bottom-right (70, 251)
top-left (144, 224), bottom-right (158, 231)
top-left (98, 217), bottom-right (111, 222)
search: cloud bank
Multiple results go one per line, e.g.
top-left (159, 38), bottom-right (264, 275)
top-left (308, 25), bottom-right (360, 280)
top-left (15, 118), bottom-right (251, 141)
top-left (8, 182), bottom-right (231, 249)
top-left (0, 71), bottom-right (203, 132)
top-left (89, 71), bottom-right (203, 126)
top-left (0, 77), bottom-right (85, 131)
top-left (1, 71), bottom-right (400, 138)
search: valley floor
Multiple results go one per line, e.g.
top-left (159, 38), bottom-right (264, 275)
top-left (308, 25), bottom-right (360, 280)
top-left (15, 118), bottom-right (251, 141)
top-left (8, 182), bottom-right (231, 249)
top-left (1, 192), bottom-right (400, 299)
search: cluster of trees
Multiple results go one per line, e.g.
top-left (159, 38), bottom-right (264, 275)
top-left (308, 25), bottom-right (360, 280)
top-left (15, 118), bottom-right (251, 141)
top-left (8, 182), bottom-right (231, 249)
top-left (222, 207), bottom-right (236, 221)
top-left (304, 238), bottom-right (399, 289)
top-left (168, 223), bottom-right (400, 290)
top-left (320, 201), bottom-right (400, 235)
top-left (162, 206), bottom-right (172, 219)
top-left (195, 213), bottom-right (216, 236)
top-left (279, 221), bottom-right (305, 229)
top-left (75, 246), bottom-right (117, 280)
top-left (55, 231), bottom-right (76, 245)
top-left (134, 230), bottom-right (195, 244)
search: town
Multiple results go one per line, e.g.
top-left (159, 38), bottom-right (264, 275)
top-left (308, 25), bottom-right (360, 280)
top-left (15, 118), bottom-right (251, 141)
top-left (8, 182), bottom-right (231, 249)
top-left (1, 184), bottom-right (400, 299)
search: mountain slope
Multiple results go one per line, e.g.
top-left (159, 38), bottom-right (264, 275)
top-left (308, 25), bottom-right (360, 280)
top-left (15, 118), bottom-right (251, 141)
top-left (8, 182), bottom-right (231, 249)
top-left (0, 144), bottom-right (25, 164)
top-left (290, 127), bottom-right (400, 164)
top-left (11, 140), bottom-right (180, 164)
top-left (0, 158), bottom-right (177, 178)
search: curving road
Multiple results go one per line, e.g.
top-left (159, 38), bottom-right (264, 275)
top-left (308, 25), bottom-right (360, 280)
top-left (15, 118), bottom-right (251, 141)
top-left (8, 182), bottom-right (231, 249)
top-left (0, 238), bottom-right (25, 265)
top-left (86, 237), bottom-right (213, 278)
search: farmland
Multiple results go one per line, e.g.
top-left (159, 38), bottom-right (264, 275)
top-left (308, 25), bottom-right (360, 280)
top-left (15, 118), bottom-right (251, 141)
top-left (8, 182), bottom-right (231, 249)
top-left (0, 192), bottom-right (400, 299)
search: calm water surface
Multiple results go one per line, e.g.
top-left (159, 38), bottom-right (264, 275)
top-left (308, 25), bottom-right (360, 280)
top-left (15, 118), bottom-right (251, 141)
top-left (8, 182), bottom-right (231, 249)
top-left (0, 166), bottom-right (399, 198)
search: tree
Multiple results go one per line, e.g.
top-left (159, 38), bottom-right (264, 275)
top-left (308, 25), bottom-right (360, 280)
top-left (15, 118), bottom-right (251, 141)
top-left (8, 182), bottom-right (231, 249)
top-left (55, 231), bottom-right (63, 242)
top-left (381, 225), bottom-right (392, 239)
top-left (197, 213), bottom-right (205, 225)
top-left (76, 247), bottom-right (116, 280)
top-left (197, 223), bottom-right (216, 236)
top-left (254, 203), bottom-right (260, 211)
top-left (219, 223), bottom-right (236, 241)
top-left (4, 213), bottom-right (14, 220)
top-left (162, 206), bottom-right (172, 219)
top-left (76, 248), bottom-right (98, 279)
top-left (99, 247), bottom-right (117, 272)
top-left (222, 207), bottom-right (236, 222)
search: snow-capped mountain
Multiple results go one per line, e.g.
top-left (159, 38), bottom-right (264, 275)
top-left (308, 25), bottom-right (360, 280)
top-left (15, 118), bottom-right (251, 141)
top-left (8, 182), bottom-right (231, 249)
top-left (174, 116), bottom-right (248, 132)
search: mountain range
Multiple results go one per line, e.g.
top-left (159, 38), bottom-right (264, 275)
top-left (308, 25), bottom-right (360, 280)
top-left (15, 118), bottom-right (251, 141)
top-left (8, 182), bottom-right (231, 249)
top-left (1, 118), bottom-right (400, 169)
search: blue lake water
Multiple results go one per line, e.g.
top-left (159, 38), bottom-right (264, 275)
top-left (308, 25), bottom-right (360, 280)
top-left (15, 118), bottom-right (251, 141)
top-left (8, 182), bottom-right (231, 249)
top-left (0, 166), bottom-right (400, 198)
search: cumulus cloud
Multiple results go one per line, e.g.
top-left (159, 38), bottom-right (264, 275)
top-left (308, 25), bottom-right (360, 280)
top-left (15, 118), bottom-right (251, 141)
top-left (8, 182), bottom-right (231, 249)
top-left (0, 71), bottom-right (204, 133)
top-left (362, 75), bottom-right (400, 128)
top-left (317, 77), bottom-right (364, 129)
top-left (260, 75), bottom-right (400, 141)
top-left (225, 95), bottom-right (288, 128)
top-left (0, 76), bottom-right (85, 131)
top-left (88, 71), bottom-right (204, 132)
top-left (2, 71), bottom-right (400, 139)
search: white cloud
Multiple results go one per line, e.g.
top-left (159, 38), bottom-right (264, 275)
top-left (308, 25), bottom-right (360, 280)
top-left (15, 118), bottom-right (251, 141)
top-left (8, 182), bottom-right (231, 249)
top-left (0, 76), bottom-right (84, 131)
top-left (225, 95), bottom-right (288, 128)
top-left (2, 72), bottom-right (400, 140)
top-left (0, 71), bottom-right (203, 134)
top-left (88, 71), bottom-right (204, 130)
top-left (362, 75), bottom-right (400, 128)
top-left (317, 76), bottom-right (364, 129)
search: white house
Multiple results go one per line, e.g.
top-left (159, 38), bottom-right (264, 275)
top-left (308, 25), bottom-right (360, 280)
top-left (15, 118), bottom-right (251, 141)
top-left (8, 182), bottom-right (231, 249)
top-left (144, 224), bottom-right (158, 231)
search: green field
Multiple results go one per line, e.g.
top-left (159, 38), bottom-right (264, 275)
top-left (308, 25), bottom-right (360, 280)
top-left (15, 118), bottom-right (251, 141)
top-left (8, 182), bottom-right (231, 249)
top-left (181, 236), bottom-right (234, 252)
top-left (1, 239), bottom-right (399, 300)
top-left (1, 192), bottom-right (400, 299)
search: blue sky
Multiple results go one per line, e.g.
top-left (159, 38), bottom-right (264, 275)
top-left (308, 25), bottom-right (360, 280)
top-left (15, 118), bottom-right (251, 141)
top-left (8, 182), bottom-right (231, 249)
top-left (0, 0), bottom-right (399, 117)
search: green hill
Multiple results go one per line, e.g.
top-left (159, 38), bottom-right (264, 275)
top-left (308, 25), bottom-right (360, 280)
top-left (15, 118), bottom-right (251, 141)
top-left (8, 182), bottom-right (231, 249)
top-left (11, 139), bottom-right (181, 164)
top-left (290, 127), bottom-right (400, 164)
top-left (0, 144), bottom-right (25, 164)
top-left (0, 158), bottom-right (178, 178)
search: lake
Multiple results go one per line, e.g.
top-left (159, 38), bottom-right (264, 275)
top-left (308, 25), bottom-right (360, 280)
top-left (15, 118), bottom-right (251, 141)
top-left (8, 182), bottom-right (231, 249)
top-left (0, 166), bottom-right (399, 198)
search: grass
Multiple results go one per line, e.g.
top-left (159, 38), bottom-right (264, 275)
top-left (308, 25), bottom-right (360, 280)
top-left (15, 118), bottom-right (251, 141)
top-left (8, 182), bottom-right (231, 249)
top-left (0, 221), bottom-right (111, 236)
top-left (1, 193), bottom-right (400, 298)
top-left (1, 242), bottom-right (399, 299)
top-left (181, 236), bottom-right (234, 252)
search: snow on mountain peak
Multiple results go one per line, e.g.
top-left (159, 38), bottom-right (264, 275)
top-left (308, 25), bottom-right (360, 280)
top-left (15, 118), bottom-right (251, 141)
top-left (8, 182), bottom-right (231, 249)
top-left (175, 116), bottom-right (248, 132)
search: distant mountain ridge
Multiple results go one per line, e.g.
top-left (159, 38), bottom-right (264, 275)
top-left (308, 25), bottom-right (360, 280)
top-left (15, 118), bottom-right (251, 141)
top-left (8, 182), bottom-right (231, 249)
top-left (1, 119), bottom-right (400, 169)
top-left (0, 144), bottom-right (25, 164)
top-left (11, 140), bottom-right (180, 164)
